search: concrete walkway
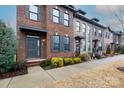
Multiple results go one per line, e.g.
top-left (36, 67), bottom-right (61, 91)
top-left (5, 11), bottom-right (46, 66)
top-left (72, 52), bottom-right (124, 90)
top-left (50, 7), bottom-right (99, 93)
top-left (0, 55), bottom-right (124, 88)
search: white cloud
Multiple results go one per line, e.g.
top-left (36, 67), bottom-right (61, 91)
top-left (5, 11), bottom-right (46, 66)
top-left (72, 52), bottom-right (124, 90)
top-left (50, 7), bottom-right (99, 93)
top-left (95, 5), bottom-right (124, 15)
top-left (95, 5), bottom-right (124, 31)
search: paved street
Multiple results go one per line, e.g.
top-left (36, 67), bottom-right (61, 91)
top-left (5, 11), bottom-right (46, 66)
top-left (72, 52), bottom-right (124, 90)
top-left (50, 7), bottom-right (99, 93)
top-left (0, 55), bottom-right (124, 88)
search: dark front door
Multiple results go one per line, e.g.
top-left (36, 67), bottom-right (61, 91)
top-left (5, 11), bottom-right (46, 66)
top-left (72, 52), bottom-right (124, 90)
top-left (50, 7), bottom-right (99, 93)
top-left (26, 35), bottom-right (40, 59)
top-left (76, 40), bottom-right (80, 55)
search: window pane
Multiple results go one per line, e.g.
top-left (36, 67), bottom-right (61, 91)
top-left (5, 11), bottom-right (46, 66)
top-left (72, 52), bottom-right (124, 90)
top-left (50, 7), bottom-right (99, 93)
top-left (76, 22), bottom-right (80, 31)
top-left (29, 5), bottom-right (38, 13)
top-left (64, 37), bottom-right (69, 51)
top-left (52, 36), bottom-right (60, 51)
top-left (53, 36), bottom-right (59, 43)
top-left (53, 9), bottom-right (59, 16)
top-left (64, 13), bottom-right (69, 20)
top-left (29, 12), bottom-right (37, 20)
top-left (76, 21), bottom-right (80, 26)
top-left (53, 16), bottom-right (59, 23)
top-left (64, 20), bottom-right (69, 26)
top-left (82, 24), bottom-right (86, 33)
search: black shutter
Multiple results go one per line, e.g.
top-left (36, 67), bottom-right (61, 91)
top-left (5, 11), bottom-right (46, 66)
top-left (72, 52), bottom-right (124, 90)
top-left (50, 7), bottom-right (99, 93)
top-left (25, 5), bottom-right (29, 19)
top-left (69, 15), bottom-right (72, 27)
top-left (50, 36), bottom-right (54, 52)
top-left (38, 6), bottom-right (42, 21)
top-left (60, 36), bottom-right (64, 52)
top-left (49, 8), bottom-right (53, 22)
top-left (60, 12), bottom-right (64, 24)
top-left (69, 37), bottom-right (73, 51)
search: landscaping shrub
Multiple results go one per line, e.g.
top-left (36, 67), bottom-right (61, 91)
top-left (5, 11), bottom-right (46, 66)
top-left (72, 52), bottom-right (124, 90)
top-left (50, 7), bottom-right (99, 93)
top-left (64, 58), bottom-right (74, 65)
top-left (40, 60), bottom-right (51, 67)
top-left (73, 57), bottom-right (81, 63)
top-left (0, 20), bottom-right (16, 73)
top-left (0, 62), bottom-right (27, 74)
top-left (118, 45), bottom-right (124, 54)
top-left (51, 57), bottom-right (64, 67)
top-left (80, 53), bottom-right (91, 62)
top-left (95, 53), bottom-right (102, 59)
top-left (106, 45), bottom-right (111, 54)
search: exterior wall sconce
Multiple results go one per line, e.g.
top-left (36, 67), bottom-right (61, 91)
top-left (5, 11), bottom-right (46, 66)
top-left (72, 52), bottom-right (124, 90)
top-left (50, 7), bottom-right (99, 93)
top-left (42, 39), bottom-right (46, 42)
top-left (55, 32), bottom-right (58, 35)
top-left (65, 34), bottom-right (68, 37)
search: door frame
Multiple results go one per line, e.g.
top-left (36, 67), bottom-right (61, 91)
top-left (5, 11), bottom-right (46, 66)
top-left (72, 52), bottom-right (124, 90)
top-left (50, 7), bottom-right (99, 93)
top-left (25, 34), bottom-right (41, 59)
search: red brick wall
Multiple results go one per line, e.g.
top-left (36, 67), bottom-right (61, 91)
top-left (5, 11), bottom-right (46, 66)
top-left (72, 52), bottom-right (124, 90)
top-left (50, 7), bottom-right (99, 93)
top-left (17, 5), bottom-right (75, 62)
top-left (46, 5), bottom-right (74, 58)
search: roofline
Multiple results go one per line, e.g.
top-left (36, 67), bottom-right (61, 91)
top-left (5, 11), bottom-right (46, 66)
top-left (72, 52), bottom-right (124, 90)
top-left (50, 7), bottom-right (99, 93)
top-left (60, 5), bottom-right (75, 12)
top-left (74, 13), bottom-right (106, 29)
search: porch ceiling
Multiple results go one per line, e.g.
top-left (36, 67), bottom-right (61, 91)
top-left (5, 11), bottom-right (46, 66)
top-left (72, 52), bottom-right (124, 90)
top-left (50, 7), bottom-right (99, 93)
top-left (19, 25), bottom-right (48, 33)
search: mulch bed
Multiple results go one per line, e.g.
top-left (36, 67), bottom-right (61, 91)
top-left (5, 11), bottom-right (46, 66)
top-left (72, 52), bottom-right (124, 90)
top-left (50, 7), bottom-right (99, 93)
top-left (117, 67), bottom-right (124, 73)
top-left (0, 67), bottom-right (28, 79)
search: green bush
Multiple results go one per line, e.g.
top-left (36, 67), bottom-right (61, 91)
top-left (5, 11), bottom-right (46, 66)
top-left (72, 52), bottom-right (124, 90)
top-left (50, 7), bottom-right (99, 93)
top-left (106, 45), bottom-right (111, 54)
top-left (80, 53), bottom-right (91, 62)
top-left (51, 57), bottom-right (64, 67)
top-left (0, 20), bottom-right (16, 73)
top-left (73, 57), bottom-right (81, 63)
top-left (40, 60), bottom-right (51, 67)
top-left (64, 58), bottom-right (74, 65)
top-left (119, 45), bottom-right (124, 54)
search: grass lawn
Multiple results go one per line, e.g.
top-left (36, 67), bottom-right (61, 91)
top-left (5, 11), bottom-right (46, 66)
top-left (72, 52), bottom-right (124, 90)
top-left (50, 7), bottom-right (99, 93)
top-left (40, 60), bottom-right (124, 88)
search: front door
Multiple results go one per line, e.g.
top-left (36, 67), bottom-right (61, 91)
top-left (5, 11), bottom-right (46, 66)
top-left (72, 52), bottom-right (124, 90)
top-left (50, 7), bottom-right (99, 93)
top-left (26, 35), bottom-right (40, 59)
top-left (76, 40), bottom-right (80, 55)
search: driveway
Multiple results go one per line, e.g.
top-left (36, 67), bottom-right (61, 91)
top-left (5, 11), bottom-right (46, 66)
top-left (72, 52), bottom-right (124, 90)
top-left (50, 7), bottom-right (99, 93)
top-left (0, 55), bottom-right (124, 88)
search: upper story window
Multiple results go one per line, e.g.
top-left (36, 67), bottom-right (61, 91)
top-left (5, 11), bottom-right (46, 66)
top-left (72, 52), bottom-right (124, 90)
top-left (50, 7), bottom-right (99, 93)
top-left (64, 13), bottom-right (69, 26)
top-left (98, 30), bottom-right (102, 37)
top-left (76, 21), bottom-right (80, 32)
top-left (52, 8), bottom-right (60, 23)
top-left (52, 35), bottom-right (60, 51)
top-left (87, 26), bottom-right (90, 35)
top-left (82, 23), bottom-right (86, 35)
top-left (63, 37), bottom-right (70, 51)
top-left (94, 28), bottom-right (97, 36)
top-left (29, 5), bottom-right (39, 20)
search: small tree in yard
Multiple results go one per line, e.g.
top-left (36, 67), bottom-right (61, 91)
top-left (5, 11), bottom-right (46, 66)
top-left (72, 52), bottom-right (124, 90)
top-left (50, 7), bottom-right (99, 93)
top-left (0, 20), bottom-right (16, 73)
top-left (106, 45), bottom-right (111, 54)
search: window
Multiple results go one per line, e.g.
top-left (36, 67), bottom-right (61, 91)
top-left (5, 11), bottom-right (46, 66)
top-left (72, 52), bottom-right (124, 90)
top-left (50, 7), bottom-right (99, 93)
top-left (52, 35), bottom-right (60, 51)
top-left (87, 26), bottom-right (90, 41)
top-left (29, 5), bottom-right (39, 20)
top-left (82, 39), bottom-right (86, 51)
top-left (63, 37), bottom-right (70, 51)
top-left (94, 28), bottom-right (97, 36)
top-left (98, 30), bottom-right (102, 37)
top-left (64, 13), bottom-right (69, 26)
top-left (82, 23), bottom-right (86, 36)
top-left (76, 21), bottom-right (80, 32)
top-left (52, 8), bottom-right (60, 23)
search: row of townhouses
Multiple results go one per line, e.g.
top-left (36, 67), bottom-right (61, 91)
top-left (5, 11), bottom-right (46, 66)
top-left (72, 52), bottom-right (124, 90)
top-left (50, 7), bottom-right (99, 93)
top-left (16, 5), bottom-right (124, 63)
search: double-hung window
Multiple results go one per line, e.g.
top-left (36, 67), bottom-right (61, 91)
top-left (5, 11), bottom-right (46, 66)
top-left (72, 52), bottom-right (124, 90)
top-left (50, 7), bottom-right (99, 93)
top-left (94, 28), bottom-right (97, 36)
top-left (64, 13), bottom-right (69, 26)
top-left (29, 5), bottom-right (39, 20)
top-left (52, 8), bottom-right (60, 23)
top-left (98, 30), bottom-right (102, 37)
top-left (76, 21), bottom-right (80, 32)
top-left (52, 35), bottom-right (60, 51)
top-left (82, 23), bottom-right (86, 36)
top-left (87, 26), bottom-right (90, 41)
top-left (63, 37), bottom-right (70, 51)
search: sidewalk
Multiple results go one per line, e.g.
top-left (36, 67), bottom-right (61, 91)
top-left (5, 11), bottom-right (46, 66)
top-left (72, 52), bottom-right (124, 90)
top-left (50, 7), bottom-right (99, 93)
top-left (0, 55), bottom-right (124, 88)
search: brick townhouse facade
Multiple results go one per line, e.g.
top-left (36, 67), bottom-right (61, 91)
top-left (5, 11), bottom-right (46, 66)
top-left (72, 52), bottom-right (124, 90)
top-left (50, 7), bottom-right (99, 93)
top-left (17, 5), bottom-right (75, 63)
top-left (16, 5), bottom-right (122, 63)
top-left (73, 9), bottom-right (106, 55)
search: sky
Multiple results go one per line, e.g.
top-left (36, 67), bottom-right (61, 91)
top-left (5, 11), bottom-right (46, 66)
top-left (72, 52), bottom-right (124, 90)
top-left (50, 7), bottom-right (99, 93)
top-left (77, 5), bottom-right (124, 31)
top-left (0, 5), bottom-right (16, 31)
top-left (0, 5), bottom-right (124, 32)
